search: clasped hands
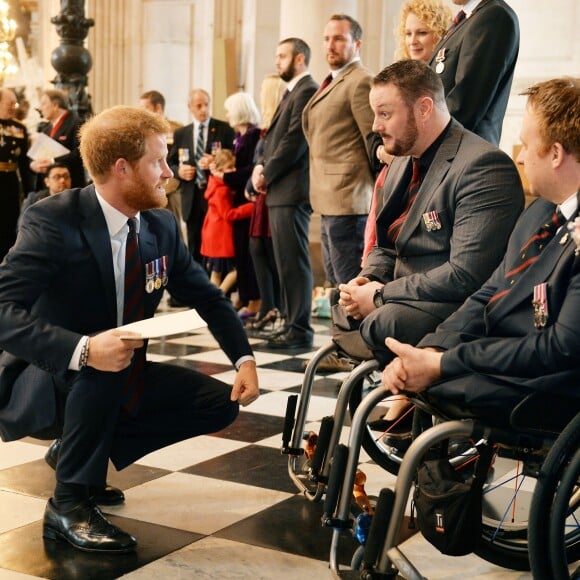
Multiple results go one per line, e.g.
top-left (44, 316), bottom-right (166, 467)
top-left (338, 276), bottom-right (382, 320)
top-left (381, 337), bottom-right (443, 396)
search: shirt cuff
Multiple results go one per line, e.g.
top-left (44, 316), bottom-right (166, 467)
top-left (69, 336), bottom-right (89, 371)
top-left (235, 355), bottom-right (255, 370)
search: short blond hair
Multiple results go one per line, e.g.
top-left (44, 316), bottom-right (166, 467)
top-left (79, 106), bottom-right (170, 182)
top-left (522, 77), bottom-right (580, 162)
top-left (395, 0), bottom-right (452, 61)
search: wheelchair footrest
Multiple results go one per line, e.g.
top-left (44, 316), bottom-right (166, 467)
top-left (321, 514), bottom-right (353, 529)
top-left (281, 446), bottom-right (304, 456)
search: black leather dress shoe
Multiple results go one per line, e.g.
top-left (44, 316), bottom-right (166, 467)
top-left (367, 410), bottom-right (414, 434)
top-left (45, 440), bottom-right (126, 506)
top-left (266, 328), bottom-right (313, 349)
top-left (43, 499), bottom-right (137, 553)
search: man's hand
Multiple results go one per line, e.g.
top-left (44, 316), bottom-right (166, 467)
top-left (251, 164), bottom-right (267, 194)
top-left (177, 163), bottom-right (196, 181)
top-left (87, 330), bottom-right (144, 372)
top-left (231, 360), bottom-right (260, 407)
top-left (30, 158), bottom-right (52, 174)
top-left (338, 277), bottom-right (381, 319)
top-left (381, 338), bottom-right (443, 395)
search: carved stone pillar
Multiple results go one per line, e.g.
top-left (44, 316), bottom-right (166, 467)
top-left (50, 0), bottom-right (94, 121)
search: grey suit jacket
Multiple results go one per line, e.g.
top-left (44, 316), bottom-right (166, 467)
top-left (302, 61), bottom-right (375, 216)
top-left (429, 0), bottom-right (519, 145)
top-left (362, 120), bottom-right (524, 322)
top-left (420, 198), bottom-right (580, 404)
top-left (260, 74), bottom-right (318, 207)
top-left (0, 186), bottom-right (252, 440)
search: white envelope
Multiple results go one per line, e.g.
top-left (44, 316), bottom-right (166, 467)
top-left (27, 132), bottom-right (71, 161)
top-left (117, 308), bottom-right (207, 339)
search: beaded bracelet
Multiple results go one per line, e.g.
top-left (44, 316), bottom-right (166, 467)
top-left (79, 338), bottom-right (90, 368)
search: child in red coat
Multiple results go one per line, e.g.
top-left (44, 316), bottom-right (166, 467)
top-left (201, 149), bottom-right (253, 292)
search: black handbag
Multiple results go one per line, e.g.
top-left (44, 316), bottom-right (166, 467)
top-left (412, 442), bottom-right (495, 556)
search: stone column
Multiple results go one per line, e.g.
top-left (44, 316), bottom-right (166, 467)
top-left (50, 0), bottom-right (94, 121)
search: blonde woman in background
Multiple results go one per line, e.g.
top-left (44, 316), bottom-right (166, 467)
top-left (395, 0), bottom-right (452, 63)
top-left (244, 73), bottom-right (286, 332)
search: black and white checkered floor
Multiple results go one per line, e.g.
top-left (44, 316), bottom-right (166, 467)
top-left (0, 300), bottom-right (533, 579)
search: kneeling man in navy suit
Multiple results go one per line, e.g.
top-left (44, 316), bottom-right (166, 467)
top-left (0, 106), bottom-right (259, 553)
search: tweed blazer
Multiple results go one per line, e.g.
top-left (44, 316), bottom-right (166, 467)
top-left (302, 61), bottom-right (375, 216)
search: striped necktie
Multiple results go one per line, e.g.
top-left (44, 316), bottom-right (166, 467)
top-left (122, 218), bottom-right (146, 414)
top-left (441, 10), bottom-right (466, 42)
top-left (387, 158), bottom-right (421, 243)
top-left (488, 209), bottom-right (566, 306)
top-left (195, 123), bottom-right (205, 186)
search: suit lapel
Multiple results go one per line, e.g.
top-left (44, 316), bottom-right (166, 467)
top-left (79, 186), bottom-right (117, 325)
top-left (394, 123), bottom-right (460, 249)
top-left (487, 203), bottom-right (575, 325)
top-left (430, 0), bottom-right (492, 57)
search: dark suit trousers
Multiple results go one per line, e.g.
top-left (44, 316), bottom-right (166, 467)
top-left (269, 204), bottom-right (313, 336)
top-left (186, 184), bottom-right (208, 264)
top-left (55, 362), bottom-right (239, 486)
top-left (359, 302), bottom-right (444, 367)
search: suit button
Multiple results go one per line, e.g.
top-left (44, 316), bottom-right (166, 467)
top-left (401, 257), bottom-right (408, 263)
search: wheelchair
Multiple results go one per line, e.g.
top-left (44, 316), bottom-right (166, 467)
top-left (321, 384), bottom-right (580, 579)
top-left (281, 337), bottom-right (419, 502)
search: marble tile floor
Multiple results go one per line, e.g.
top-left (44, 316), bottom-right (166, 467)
top-left (0, 304), bottom-right (535, 579)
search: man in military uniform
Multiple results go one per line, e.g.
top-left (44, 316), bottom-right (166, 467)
top-left (0, 88), bottom-right (32, 262)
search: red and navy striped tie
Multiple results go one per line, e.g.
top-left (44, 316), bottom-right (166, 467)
top-left (122, 218), bottom-right (146, 413)
top-left (488, 209), bottom-right (566, 306)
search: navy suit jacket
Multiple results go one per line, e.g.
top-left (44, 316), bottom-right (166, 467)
top-left (429, 0), bottom-right (519, 145)
top-left (259, 74), bottom-right (318, 207)
top-left (420, 198), bottom-right (580, 406)
top-left (0, 185), bottom-right (252, 440)
top-left (168, 118), bottom-right (235, 219)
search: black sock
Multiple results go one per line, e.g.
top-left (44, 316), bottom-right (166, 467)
top-left (53, 481), bottom-right (90, 510)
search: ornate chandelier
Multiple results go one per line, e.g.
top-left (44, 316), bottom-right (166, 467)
top-left (0, 0), bottom-right (18, 85)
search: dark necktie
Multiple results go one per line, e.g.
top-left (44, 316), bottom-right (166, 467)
top-left (195, 123), bottom-right (205, 187)
top-left (488, 209), bottom-right (566, 306)
top-left (122, 218), bottom-right (146, 414)
top-left (317, 73), bottom-right (333, 95)
top-left (281, 88), bottom-right (290, 100)
top-left (441, 9), bottom-right (466, 41)
top-left (387, 158), bottom-right (421, 243)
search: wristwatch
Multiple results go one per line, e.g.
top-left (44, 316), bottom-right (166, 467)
top-left (373, 287), bottom-right (385, 309)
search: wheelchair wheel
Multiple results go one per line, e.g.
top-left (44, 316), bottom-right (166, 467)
top-left (529, 412), bottom-right (580, 579)
top-left (550, 449), bottom-right (580, 579)
top-left (348, 374), bottom-right (406, 475)
top-left (473, 449), bottom-right (534, 571)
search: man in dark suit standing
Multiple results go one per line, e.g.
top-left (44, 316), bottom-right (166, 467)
top-left (382, 77), bottom-right (580, 422)
top-left (29, 89), bottom-right (86, 189)
top-left (251, 38), bottom-right (318, 349)
top-left (338, 60), bottom-right (524, 368)
top-left (168, 89), bottom-right (235, 264)
top-left (0, 106), bottom-right (259, 553)
top-left (429, 0), bottom-right (519, 146)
